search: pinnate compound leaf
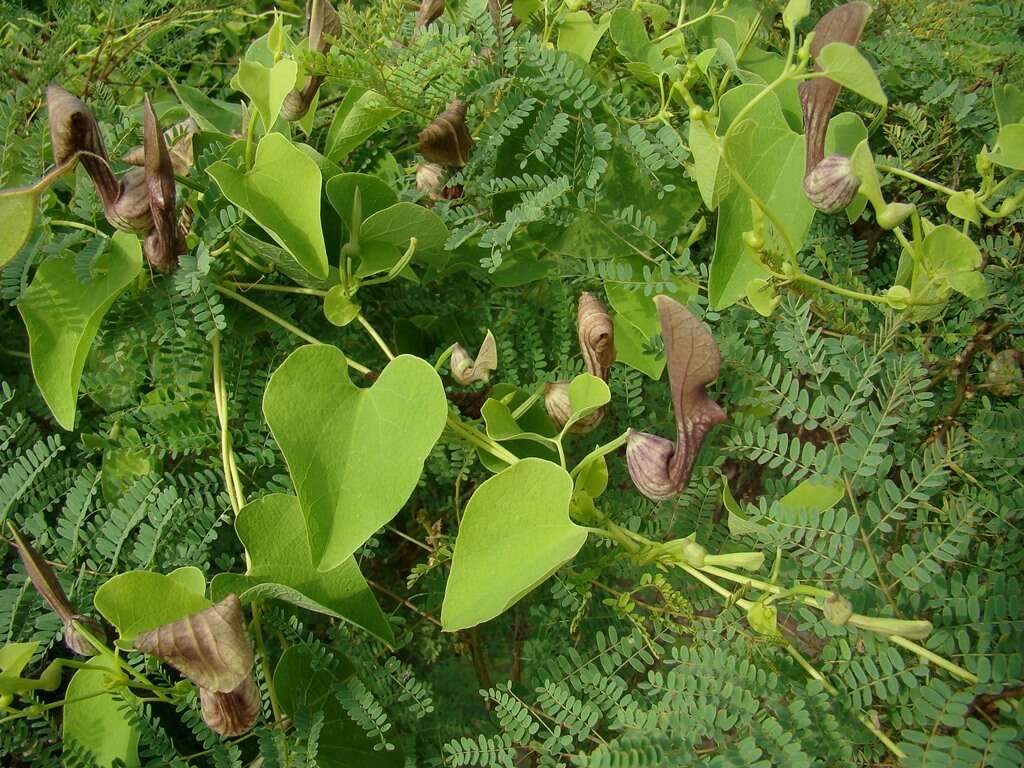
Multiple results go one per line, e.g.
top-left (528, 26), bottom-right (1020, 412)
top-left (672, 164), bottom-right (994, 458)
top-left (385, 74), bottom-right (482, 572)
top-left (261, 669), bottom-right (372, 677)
top-left (208, 133), bottom-right (328, 280)
top-left (94, 566), bottom-right (210, 647)
top-left (263, 345), bottom-right (448, 572)
top-left (442, 458), bottom-right (587, 631)
top-left (211, 494), bottom-right (394, 645)
top-left (18, 231), bottom-right (142, 430)
top-left (64, 656), bottom-right (141, 767)
top-left (275, 646), bottom-right (404, 768)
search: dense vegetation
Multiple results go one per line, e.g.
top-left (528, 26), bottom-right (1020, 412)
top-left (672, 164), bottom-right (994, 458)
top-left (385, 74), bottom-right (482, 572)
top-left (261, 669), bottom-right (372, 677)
top-left (0, 0), bottom-right (1022, 765)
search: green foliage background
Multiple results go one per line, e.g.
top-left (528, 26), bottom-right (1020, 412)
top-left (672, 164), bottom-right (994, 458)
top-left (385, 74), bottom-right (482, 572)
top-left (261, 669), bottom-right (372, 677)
top-left (0, 0), bottom-right (1022, 766)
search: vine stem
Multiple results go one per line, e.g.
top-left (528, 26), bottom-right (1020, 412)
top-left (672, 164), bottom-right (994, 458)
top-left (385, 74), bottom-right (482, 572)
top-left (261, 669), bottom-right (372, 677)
top-left (212, 333), bottom-right (243, 518)
top-left (356, 313), bottom-right (395, 360)
top-left (215, 285), bottom-right (371, 375)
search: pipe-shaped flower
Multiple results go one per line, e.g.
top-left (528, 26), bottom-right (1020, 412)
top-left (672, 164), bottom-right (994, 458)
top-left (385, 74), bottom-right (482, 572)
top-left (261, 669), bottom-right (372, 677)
top-left (798, 2), bottom-right (872, 212)
top-left (281, 0), bottom-right (341, 121)
top-left (134, 595), bottom-right (259, 736)
top-left (626, 296), bottom-right (726, 500)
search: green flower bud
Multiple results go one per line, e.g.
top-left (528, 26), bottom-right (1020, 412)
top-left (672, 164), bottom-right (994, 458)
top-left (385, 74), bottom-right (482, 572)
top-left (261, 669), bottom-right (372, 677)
top-left (877, 202), bottom-right (915, 230)
top-left (821, 592), bottom-right (854, 626)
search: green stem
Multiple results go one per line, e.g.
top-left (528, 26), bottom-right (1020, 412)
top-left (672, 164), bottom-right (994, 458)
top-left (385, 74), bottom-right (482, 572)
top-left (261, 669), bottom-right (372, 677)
top-left (225, 281), bottom-right (327, 297)
top-left (887, 635), bottom-right (978, 684)
top-left (356, 313), bottom-right (395, 360)
top-left (444, 414), bottom-right (519, 466)
top-left (570, 431), bottom-right (629, 479)
top-left (215, 285), bottom-right (372, 375)
top-left (876, 164), bottom-right (956, 196)
top-left (212, 333), bottom-right (242, 518)
top-left (49, 219), bottom-right (109, 238)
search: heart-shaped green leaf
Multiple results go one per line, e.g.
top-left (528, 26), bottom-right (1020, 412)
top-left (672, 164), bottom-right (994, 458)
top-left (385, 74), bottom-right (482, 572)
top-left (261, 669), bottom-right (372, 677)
top-left (325, 173), bottom-right (398, 231)
top-left (18, 232), bottom-right (142, 430)
top-left (94, 566), bottom-right (209, 647)
top-left (361, 202), bottom-right (448, 251)
top-left (557, 10), bottom-right (611, 63)
top-left (0, 185), bottom-right (37, 270)
top-left (442, 458), bottom-right (587, 631)
top-left (325, 88), bottom-right (400, 162)
top-left (709, 86), bottom-right (815, 309)
top-left (64, 655), bottom-right (140, 767)
top-left (236, 56), bottom-right (298, 130)
top-left (211, 494), bottom-right (394, 646)
top-left (982, 124), bottom-right (1024, 171)
top-left (817, 42), bottom-right (887, 106)
top-left (263, 345), bottom-right (448, 572)
top-left (208, 133), bottom-right (328, 280)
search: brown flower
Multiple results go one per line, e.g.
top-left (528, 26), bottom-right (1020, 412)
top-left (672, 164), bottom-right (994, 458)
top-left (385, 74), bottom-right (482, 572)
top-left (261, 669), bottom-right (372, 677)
top-left (625, 297), bottom-right (726, 500)
top-left (419, 100), bottom-right (473, 167)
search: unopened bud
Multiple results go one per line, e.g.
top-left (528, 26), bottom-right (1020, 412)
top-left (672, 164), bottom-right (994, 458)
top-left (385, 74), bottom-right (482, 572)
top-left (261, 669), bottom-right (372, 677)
top-left (821, 592), bottom-right (854, 626)
top-left (804, 155), bottom-right (860, 213)
top-left (416, 162), bottom-right (445, 201)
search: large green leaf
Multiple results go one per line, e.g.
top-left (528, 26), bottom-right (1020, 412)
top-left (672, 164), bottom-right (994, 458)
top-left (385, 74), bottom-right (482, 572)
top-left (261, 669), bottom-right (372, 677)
top-left (982, 124), bottom-right (1024, 171)
top-left (17, 232), bottom-right (142, 430)
top-left (325, 172), bottom-right (399, 231)
top-left (237, 58), bottom-right (298, 129)
top-left (909, 224), bottom-right (986, 320)
top-left (557, 10), bottom-right (611, 63)
top-left (361, 202), bottom-right (449, 252)
top-left (0, 185), bottom-right (36, 269)
top-left (211, 494), bottom-right (394, 645)
top-left (816, 42), bottom-right (887, 106)
top-left (325, 89), bottom-right (400, 162)
top-left (708, 87), bottom-right (815, 309)
top-left (275, 646), bottom-right (403, 768)
top-left (63, 655), bottom-right (140, 767)
top-left (263, 345), bottom-right (448, 572)
top-left (442, 458), bottom-right (587, 631)
top-left (208, 133), bottom-right (329, 280)
top-left (94, 566), bottom-right (209, 647)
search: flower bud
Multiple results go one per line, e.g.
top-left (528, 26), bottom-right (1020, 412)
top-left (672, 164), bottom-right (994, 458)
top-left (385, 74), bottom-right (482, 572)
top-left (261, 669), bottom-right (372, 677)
top-left (877, 202), bottom-right (915, 230)
top-left (986, 349), bottom-right (1022, 397)
top-left (821, 592), bottom-right (854, 626)
top-left (577, 292), bottom-right (615, 381)
top-left (543, 381), bottom-right (603, 434)
top-left (419, 100), bottom-right (472, 167)
top-left (281, 0), bottom-right (341, 121)
top-left (803, 154), bottom-right (860, 213)
top-left (416, 162), bottom-right (445, 201)
top-left (704, 551), bottom-right (765, 571)
top-left (846, 613), bottom-right (932, 640)
top-left (625, 429), bottom-right (678, 501)
top-left (63, 614), bottom-right (105, 657)
top-left (674, 537), bottom-right (707, 567)
top-left (8, 523), bottom-right (101, 656)
top-left (45, 85), bottom-right (119, 208)
top-left (544, 381), bottom-right (571, 428)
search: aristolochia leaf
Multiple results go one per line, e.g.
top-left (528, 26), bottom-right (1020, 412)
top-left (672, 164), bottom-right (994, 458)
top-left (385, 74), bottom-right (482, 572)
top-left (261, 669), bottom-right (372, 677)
top-left (94, 567), bottom-right (210, 648)
top-left (441, 458), bottom-right (587, 632)
top-left (63, 656), bottom-right (141, 767)
top-left (208, 133), bottom-right (328, 279)
top-left (211, 494), bottom-right (394, 645)
top-left (262, 345), bottom-right (448, 572)
top-left (18, 231), bottom-right (142, 430)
